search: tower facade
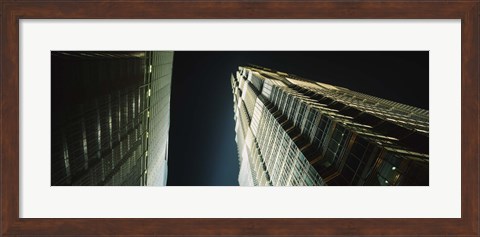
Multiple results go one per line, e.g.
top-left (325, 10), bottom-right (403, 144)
top-left (51, 51), bottom-right (173, 186)
top-left (231, 65), bottom-right (428, 186)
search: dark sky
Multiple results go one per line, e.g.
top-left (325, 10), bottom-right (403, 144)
top-left (166, 51), bottom-right (428, 186)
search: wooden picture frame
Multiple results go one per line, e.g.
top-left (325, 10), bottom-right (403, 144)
top-left (1, 1), bottom-right (478, 236)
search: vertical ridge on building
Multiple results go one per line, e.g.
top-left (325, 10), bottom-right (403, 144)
top-left (232, 65), bottom-right (429, 186)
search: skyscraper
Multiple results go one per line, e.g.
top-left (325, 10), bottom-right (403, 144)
top-left (51, 51), bottom-right (173, 186)
top-left (231, 65), bottom-right (429, 186)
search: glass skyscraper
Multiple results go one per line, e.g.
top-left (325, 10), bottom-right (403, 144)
top-left (231, 65), bottom-right (429, 186)
top-left (51, 51), bottom-right (173, 186)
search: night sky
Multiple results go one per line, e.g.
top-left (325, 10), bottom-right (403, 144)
top-left (167, 51), bottom-right (428, 186)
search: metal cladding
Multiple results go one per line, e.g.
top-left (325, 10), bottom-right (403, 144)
top-left (232, 65), bottom-right (429, 186)
top-left (51, 51), bottom-right (173, 186)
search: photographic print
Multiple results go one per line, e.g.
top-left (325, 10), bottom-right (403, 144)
top-left (51, 51), bottom-right (429, 186)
